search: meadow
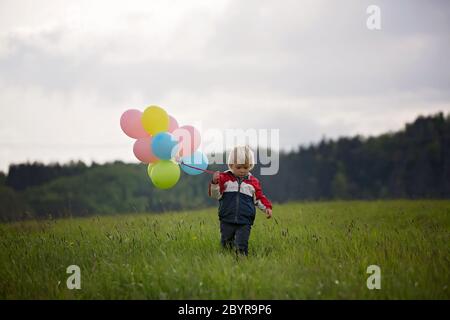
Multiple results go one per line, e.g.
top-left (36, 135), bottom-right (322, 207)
top-left (0, 200), bottom-right (449, 299)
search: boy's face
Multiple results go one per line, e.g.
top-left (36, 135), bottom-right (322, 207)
top-left (230, 164), bottom-right (250, 178)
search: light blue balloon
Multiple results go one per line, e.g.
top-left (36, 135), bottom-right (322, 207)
top-left (180, 151), bottom-right (209, 175)
top-left (151, 132), bottom-right (179, 160)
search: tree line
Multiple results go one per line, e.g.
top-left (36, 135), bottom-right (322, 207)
top-left (1, 112), bottom-right (449, 221)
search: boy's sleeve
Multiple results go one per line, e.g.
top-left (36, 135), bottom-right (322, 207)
top-left (253, 178), bottom-right (272, 211)
top-left (208, 174), bottom-right (223, 200)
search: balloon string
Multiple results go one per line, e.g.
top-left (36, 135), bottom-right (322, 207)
top-left (180, 161), bottom-right (216, 175)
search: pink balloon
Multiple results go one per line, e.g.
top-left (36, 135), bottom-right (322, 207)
top-left (120, 109), bottom-right (149, 139)
top-left (168, 115), bottom-right (179, 133)
top-left (173, 125), bottom-right (201, 157)
top-left (133, 137), bottom-right (159, 163)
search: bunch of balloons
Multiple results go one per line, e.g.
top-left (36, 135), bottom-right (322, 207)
top-left (120, 105), bottom-right (209, 189)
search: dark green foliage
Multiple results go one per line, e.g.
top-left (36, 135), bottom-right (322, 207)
top-left (256, 112), bottom-right (450, 202)
top-left (0, 112), bottom-right (448, 221)
top-left (0, 185), bottom-right (29, 221)
top-left (6, 160), bottom-right (88, 191)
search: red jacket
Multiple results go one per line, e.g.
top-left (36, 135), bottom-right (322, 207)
top-left (208, 170), bottom-right (272, 225)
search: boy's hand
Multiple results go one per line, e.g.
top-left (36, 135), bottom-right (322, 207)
top-left (265, 208), bottom-right (272, 219)
top-left (212, 171), bottom-right (220, 184)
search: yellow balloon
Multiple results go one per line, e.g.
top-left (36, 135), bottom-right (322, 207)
top-left (141, 105), bottom-right (169, 135)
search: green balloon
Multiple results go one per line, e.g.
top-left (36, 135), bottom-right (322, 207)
top-left (147, 162), bottom-right (157, 178)
top-left (150, 160), bottom-right (180, 189)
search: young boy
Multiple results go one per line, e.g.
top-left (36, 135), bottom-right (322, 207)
top-left (208, 145), bottom-right (272, 256)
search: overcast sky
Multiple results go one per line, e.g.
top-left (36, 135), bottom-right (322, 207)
top-left (0, 0), bottom-right (449, 172)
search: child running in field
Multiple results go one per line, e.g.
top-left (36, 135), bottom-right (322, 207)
top-left (208, 145), bottom-right (272, 256)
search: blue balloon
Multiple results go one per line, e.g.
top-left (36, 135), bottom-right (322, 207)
top-left (180, 151), bottom-right (209, 175)
top-left (151, 132), bottom-right (179, 160)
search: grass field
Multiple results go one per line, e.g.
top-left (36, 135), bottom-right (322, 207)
top-left (0, 200), bottom-right (449, 299)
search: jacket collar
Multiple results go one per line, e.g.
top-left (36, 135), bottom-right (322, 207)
top-left (225, 169), bottom-right (252, 180)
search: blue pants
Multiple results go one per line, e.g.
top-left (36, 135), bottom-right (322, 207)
top-left (220, 221), bottom-right (252, 256)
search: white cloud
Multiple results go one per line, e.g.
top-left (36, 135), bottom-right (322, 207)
top-left (0, 0), bottom-right (449, 172)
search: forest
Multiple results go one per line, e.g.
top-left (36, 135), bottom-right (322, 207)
top-left (1, 112), bottom-right (448, 221)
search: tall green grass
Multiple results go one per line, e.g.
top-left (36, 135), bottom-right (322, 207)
top-left (0, 200), bottom-right (449, 299)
